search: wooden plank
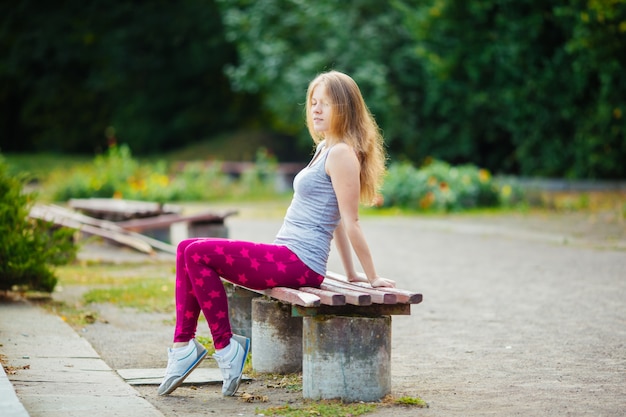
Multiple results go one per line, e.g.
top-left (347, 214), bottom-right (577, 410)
top-left (116, 210), bottom-right (237, 232)
top-left (292, 303), bottom-right (411, 317)
top-left (349, 283), bottom-right (423, 304)
top-left (298, 287), bottom-right (345, 306)
top-left (68, 198), bottom-right (182, 218)
top-left (33, 204), bottom-right (125, 231)
top-left (322, 279), bottom-right (396, 304)
top-left (319, 283), bottom-right (371, 306)
top-left (29, 205), bottom-right (154, 254)
top-left (326, 271), bottom-right (422, 304)
top-left (259, 287), bottom-right (321, 307)
top-left (29, 204), bottom-right (177, 254)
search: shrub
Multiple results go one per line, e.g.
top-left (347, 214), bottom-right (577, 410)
top-left (46, 144), bottom-right (282, 202)
top-left (381, 159), bottom-right (523, 212)
top-left (0, 156), bottom-right (77, 293)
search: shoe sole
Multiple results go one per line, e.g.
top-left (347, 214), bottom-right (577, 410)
top-left (223, 335), bottom-right (250, 396)
top-left (158, 344), bottom-right (208, 396)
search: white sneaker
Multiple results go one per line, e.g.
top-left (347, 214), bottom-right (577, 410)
top-left (157, 339), bottom-right (207, 396)
top-left (213, 334), bottom-right (250, 396)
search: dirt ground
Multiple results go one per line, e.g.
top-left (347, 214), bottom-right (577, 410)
top-left (50, 206), bottom-right (626, 416)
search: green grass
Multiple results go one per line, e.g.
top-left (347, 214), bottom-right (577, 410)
top-left (258, 400), bottom-right (376, 417)
top-left (393, 396), bottom-right (429, 407)
top-left (82, 277), bottom-right (175, 312)
top-left (56, 263), bottom-right (175, 312)
top-left (56, 263), bottom-right (175, 286)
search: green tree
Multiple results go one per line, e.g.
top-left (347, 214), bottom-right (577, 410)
top-left (394, 0), bottom-right (626, 178)
top-left (216, 0), bottom-right (415, 152)
top-left (218, 0), bottom-right (625, 178)
top-left (0, 0), bottom-right (253, 154)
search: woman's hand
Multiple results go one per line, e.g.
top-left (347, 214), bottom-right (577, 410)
top-left (349, 272), bottom-right (396, 288)
top-left (369, 277), bottom-right (396, 288)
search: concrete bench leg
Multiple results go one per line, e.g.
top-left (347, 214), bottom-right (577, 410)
top-left (303, 315), bottom-right (391, 402)
top-left (251, 297), bottom-right (303, 373)
top-left (225, 284), bottom-right (260, 343)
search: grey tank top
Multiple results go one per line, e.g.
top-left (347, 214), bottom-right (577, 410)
top-left (274, 142), bottom-right (340, 276)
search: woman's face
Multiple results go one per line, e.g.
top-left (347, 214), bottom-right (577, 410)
top-left (310, 83), bottom-right (332, 134)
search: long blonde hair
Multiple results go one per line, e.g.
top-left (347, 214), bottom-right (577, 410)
top-left (305, 70), bottom-right (386, 205)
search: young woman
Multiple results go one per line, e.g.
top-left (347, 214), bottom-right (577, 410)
top-left (158, 70), bottom-right (395, 398)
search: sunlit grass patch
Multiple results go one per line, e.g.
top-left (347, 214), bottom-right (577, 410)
top-left (56, 263), bottom-right (175, 286)
top-left (258, 400), bottom-right (376, 417)
top-left (54, 262), bottom-right (177, 313)
top-left (82, 277), bottom-right (175, 312)
top-left (392, 395), bottom-right (429, 408)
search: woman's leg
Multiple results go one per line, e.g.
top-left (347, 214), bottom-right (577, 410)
top-left (182, 238), bottom-right (323, 349)
top-left (172, 238), bottom-right (206, 343)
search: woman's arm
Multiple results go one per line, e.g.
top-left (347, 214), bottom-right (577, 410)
top-left (333, 220), bottom-right (360, 281)
top-left (326, 143), bottom-right (395, 288)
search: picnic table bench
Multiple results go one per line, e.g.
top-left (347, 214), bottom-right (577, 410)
top-left (68, 198), bottom-right (237, 243)
top-left (225, 271), bottom-right (422, 402)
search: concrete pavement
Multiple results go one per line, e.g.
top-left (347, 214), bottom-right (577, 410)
top-left (0, 298), bottom-right (164, 417)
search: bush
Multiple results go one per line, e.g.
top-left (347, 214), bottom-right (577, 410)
top-left (0, 156), bottom-right (77, 293)
top-left (381, 159), bottom-right (523, 212)
top-left (46, 143), bottom-right (282, 203)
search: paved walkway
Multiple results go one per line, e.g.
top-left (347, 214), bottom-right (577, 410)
top-left (0, 299), bottom-right (163, 417)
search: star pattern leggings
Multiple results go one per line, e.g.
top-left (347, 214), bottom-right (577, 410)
top-left (174, 238), bottom-right (324, 349)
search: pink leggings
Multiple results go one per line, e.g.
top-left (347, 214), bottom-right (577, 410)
top-left (174, 238), bottom-right (324, 349)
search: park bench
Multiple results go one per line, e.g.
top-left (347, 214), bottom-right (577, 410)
top-left (225, 271), bottom-right (422, 402)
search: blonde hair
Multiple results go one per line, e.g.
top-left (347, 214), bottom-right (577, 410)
top-left (305, 70), bottom-right (386, 205)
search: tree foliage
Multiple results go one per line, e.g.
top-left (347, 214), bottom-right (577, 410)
top-left (216, 0), bottom-right (413, 149)
top-left (393, 0), bottom-right (626, 178)
top-left (0, 0), bottom-right (254, 154)
top-left (1, 1), bottom-right (624, 178)
top-left (217, 0), bottom-right (626, 178)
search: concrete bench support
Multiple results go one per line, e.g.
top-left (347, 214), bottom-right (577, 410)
top-left (225, 284), bottom-right (261, 342)
top-left (302, 315), bottom-right (391, 402)
top-left (251, 298), bottom-right (303, 373)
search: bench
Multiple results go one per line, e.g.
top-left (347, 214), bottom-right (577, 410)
top-left (115, 209), bottom-right (237, 243)
top-left (68, 198), bottom-right (237, 243)
top-left (224, 271), bottom-right (422, 402)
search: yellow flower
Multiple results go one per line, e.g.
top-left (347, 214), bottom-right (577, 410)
top-left (151, 173), bottom-right (170, 187)
top-left (501, 185), bottom-right (512, 199)
top-left (420, 192), bottom-right (435, 209)
top-left (478, 169), bottom-right (491, 183)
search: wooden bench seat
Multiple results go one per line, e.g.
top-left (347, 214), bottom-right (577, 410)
top-left (226, 271), bottom-right (422, 402)
top-left (253, 271), bottom-right (422, 316)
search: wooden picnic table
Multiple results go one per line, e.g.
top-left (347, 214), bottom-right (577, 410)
top-left (68, 198), bottom-right (182, 221)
